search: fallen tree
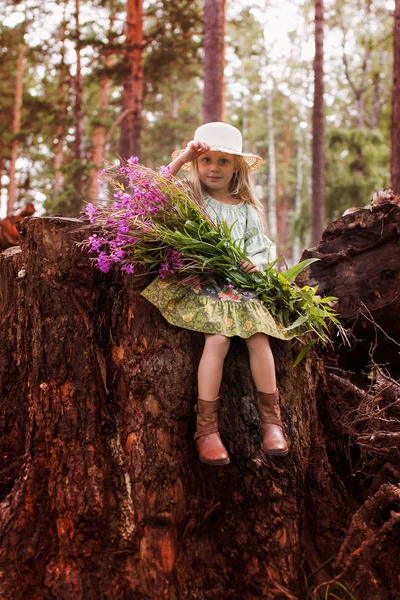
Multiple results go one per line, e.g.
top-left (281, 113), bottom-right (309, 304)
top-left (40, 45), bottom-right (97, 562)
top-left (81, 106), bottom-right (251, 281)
top-left (0, 204), bottom-right (399, 599)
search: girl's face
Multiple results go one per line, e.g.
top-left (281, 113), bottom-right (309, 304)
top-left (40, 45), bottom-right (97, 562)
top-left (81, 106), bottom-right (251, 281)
top-left (197, 151), bottom-right (235, 194)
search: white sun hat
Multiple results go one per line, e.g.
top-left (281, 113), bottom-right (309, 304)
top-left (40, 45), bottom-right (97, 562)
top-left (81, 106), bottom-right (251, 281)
top-left (171, 122), bottom-right (263, 171)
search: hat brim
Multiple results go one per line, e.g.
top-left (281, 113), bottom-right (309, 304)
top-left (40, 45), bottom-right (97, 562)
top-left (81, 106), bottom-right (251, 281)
top-left (171, 147), bottom-right (263, 171)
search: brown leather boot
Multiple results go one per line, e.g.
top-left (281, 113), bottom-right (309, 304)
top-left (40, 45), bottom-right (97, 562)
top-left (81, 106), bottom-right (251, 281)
top-left (257, 390), bottom-right (289, 456)
top-left (194, 398), bottom-right (230, 465)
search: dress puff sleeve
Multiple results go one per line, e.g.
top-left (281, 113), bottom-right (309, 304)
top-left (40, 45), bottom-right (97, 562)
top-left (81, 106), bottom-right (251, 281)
top-left (244, 204), bottom-right (276, 270)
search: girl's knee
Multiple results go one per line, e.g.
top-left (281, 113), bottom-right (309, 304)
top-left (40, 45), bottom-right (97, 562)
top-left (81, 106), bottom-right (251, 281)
top-left (246, 332), bottom-right (270, 350)
top-left (204, 334), bottom-right (231, 355)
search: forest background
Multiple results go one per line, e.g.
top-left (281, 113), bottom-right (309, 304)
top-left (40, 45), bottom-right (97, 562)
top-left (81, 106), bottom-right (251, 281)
top-left (0, 0), bottom-right (396, 263)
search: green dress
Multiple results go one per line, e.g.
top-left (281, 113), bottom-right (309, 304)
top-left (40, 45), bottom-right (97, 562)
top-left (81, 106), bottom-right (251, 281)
top-left (141, 193), bottom-right (295, 340)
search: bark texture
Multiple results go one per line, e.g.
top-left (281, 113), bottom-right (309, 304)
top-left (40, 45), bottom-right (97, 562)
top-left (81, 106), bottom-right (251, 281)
top-left (391, 0), bottom-right (400, 193)
top-left (311, 0), bottom-right (325, 247)
top-left (119, 0), bottom-right (144, 160)
top-left (203, 0), bottom-right (226, 123)
top-left (7, 43), bottom-right (25, 217)
top-left (1, 206), bottom-right (400, 599)
top-left (53, 16), bottom-right (67, 201)
top-left (299, 202), bottom-right (400, 372)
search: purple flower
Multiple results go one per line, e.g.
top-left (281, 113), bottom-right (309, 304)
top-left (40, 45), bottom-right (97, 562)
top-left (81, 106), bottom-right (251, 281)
top-left (121, 264), bottom-right (135, 274)
top-left (88, 234), bottom-right (104, 253)
top-left (97, 251), bottom-right (112, 273)
top-left (159, 165), bottom-right (172, 178)
top-left (158, 248), bottom-right (184, 279)
top-left (166, 248), bottom-right (183, 270)
top-left (127, 157), bottom-right (139, 165)
top-left (110, 248), bottom-right (126, 262)
top-left (98, 169), bottom-right (107, 186)
top-left (118, 221), bottom-right (130, 234)
top-left (85, 203), bottom-right (98, 224)
top-left (158, 262), bottom-right (172, 279)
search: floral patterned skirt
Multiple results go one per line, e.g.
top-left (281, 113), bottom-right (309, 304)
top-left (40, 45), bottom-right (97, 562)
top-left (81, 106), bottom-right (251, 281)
top-left (141, 276), bottom-right (295, 340)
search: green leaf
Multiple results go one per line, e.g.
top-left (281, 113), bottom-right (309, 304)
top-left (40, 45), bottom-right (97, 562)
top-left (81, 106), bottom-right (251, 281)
top-left (284, 314), bottom-right (309, 331)
top-left (293, 339), bottom-right (318, 366)
top-left (316, 296), bottom-right (338, 304)
top-left (282, 258), bottom-right (320, 283)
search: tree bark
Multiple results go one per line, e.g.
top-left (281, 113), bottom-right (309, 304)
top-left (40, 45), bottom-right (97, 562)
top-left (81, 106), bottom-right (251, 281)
top-left (53, 14), bottom-right (68, 201)
top-left (1, 205), bottom-right (400, 599)
top-left (292, 129), bottom-right (304, 265)
top-left (299, 201), bottom-right (400, 373)
top-left (203, 0), bottom-right (226, 123)
top-left (391, 0), bottom-right (400, 194)
top-left (7, 43), bottom-right (25, 217)
top-left (311, 0), bottom-right (325, 247)
top-left (277, 101), bottom-right (291, 255)
top-left (119, 0), bottom-right (144, 160)
top-left (266, 88), bottom-right (277, 242)
top-left (74, 0), bottom-right (84, 179)
top-left (0, 216), bottom-right (347, 599)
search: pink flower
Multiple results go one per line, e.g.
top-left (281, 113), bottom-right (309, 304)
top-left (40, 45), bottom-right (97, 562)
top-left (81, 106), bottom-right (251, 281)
top-left (97, 251), bottom-right (112, 273)
top-left (159, 165), bottom-right (172, 178)
top-left (85, 203), bottom-right (98, 224)
top-left (88, 234), bottom-right (103, 253)
top-left (121, 264), bottom-right (135, 274)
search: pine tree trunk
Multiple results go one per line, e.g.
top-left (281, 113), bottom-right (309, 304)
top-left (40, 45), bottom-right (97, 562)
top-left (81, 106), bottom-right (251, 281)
top-left (391, 0), bottom-right (400, 193)
top-left (119, 0), bottom-right (144, 160)
top-left (292, 129), bottom-right (304, 265)
top-left (7, 43), bottom-right (25, 217)
top-left (53, 16), bottom-right (67, 201)
top-left (74, 0), bottom-right (84, 184)
top-left (266, 88), bottom-right (277, 242)
top-left (203, 0), bottom-right (226, 123)
top-left (277, 101), bottom-right (291, 255)
top-left (1, 208), bottom-right (400, 599)
top-left (311, 0), bottom-right (325, 247)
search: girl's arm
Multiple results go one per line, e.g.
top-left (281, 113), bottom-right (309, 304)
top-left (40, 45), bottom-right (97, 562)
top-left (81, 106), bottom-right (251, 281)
top-left (243, 205), bottom-right (277, 272)
top-left (167, 141), bottom-right (211, 176)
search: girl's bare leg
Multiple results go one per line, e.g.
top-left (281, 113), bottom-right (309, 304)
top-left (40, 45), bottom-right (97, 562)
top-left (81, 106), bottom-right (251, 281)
top-left (198, 334), bottom-right (231, 400)
top-left (245, 333), bottom-right (276, 393)
top-left (245, 333), bottom-right (288, 455)
top-left (195, 334), bottom-right (231, 465)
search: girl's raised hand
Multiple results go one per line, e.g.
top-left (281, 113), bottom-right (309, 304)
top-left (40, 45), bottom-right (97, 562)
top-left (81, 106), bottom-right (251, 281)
top-left (181, 141), bottom-right (211, 163)
top-left (240, 260), bottom-right (259, 273)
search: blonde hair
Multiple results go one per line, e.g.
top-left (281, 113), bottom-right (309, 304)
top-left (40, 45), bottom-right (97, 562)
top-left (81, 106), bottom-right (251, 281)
top-left (188, 154), bottom-right (262, 212)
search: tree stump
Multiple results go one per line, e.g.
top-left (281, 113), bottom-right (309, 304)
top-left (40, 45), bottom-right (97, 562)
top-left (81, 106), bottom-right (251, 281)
top-left (299, 203), bottom-right (400, 374)
top-left (0, 209), bottom-right (399, 600)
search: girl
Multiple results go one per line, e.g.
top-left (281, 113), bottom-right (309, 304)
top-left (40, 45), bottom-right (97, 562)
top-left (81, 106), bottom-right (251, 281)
top-left (141, 122), bottom-right (294, 466)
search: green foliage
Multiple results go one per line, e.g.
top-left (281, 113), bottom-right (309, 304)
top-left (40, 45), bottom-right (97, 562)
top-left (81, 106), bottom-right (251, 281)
top-left (48, 160), bottom-right (90, 217)
top-left (325, 127), bottom-right (390, 219)
top-left (0, 24), bottom-right (25, 156)
top-left (141, 0), bottom-right (204, 167)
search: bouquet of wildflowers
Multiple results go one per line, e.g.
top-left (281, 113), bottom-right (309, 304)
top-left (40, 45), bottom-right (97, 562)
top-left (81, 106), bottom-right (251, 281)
top-left (82, 158), bottom-right (340, 359)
